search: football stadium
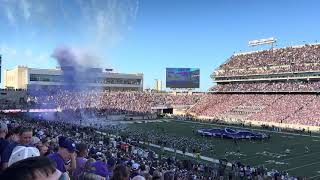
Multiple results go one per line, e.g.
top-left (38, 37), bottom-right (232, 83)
top-left (0, 1), bottom-right (320, 180)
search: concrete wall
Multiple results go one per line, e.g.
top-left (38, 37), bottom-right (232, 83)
top-left (4, 66), bottom-right (28, 89)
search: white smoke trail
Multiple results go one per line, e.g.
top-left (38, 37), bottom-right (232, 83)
top-left (0, 0), bottom-right (139, 51)
top-left (0, 0), bottom-right (139, 122)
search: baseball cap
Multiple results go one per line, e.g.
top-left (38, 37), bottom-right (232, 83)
top-left (88, 160), bottom-right (108, 177)
top-left (36, 130), bottom-right (44, 138)
top-left (132, 175), bottom-right (146, 180)
top-left (31, 136), bottom-right (41, 146)
top-left (8, 146), bottom-right (40, 166)
top-left (132, 163), bottom-right (140, 170)
top-left (58, 136), bottom-right (76, 152)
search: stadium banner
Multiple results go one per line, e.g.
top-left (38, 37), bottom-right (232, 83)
top-left (0, 109), bottom-right (60, 113)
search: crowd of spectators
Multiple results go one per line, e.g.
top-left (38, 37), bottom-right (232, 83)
top-left (286, 97), bottom-right (320, 126)
top-left (27, 90), bottom-right (320, 127)
top-left (210, 81), bottom-right (320, 92)
top-left (188, 94), bottom-right (320, 126)
top-left (3, 88), bottom-right (316, 127)
top-left (0, 114), bottom-right (302, 179)
top-left (28, 91), bottom-right (202, 115)
top-left (215, 44), bottom-right (320, 77)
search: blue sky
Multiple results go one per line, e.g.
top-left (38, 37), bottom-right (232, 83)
top-left (0, 0), bottom-right (319, 90)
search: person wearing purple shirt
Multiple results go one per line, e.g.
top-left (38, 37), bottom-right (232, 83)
top-left (73, 143), bottom-right (88, 179)
top-left (47, 136), bottom-right (76, 173)
top-left (106, 157), bottom-right (116, 180)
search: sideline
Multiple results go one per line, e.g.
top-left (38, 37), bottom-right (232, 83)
top-left (138, 141), bottom-right (227, 165)
top-left (308, 173), bottom-right (320, 179)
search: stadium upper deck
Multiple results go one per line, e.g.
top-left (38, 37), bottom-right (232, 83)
top-left (213, 43), bottom-right (320, 78)
top-left (211, 43), bottom-right (320, 92)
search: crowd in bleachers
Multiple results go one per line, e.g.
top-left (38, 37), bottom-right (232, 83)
top-left (215, 44), bottom-right (320, 77)
top-left (28, 91), bottom-right (202, 115)
top-left (0, 114), bottom-right (302, 180)
top-left (210, 81), bottom-right (320, 92)
top-left (26, 90), bottom-right (320, 127)
top-left (188, 94), bottom-right (320, 126)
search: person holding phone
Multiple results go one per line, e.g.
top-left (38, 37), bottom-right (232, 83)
top-left (47, 136), bottom-right (76, 173)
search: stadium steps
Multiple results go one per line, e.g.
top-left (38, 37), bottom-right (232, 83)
top-left (186, 95), bottom-right (209, 114)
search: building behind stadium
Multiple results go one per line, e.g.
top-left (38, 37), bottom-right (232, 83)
top-left (4, 66), bottom-right (143, 91)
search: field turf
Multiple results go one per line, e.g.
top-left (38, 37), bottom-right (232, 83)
top-left (126, 120), bottom-right (320, 178)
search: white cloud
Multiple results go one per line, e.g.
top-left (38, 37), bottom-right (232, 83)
top-left (0, 44), bottom-right (17, 56)
top-left (20, 0), bottom-right (31, 21)
top-left (96, 11), bottom-right (108, 45)
top-left (5, 7), bottom-right (16, 26)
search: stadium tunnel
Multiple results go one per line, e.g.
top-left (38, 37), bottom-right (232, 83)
top-left (151, 106), bottom-right (174, 115)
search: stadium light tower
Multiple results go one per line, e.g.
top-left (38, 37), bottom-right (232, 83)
top-left (248, 37), bottom-right (277, 48)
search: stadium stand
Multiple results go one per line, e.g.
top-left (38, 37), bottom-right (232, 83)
top-left (28, 91), bottom-right (202, 115)
top-left (210, 81), bottom-right (320, 92)
top-left (187, 43), bottom-right (320, 127)
top-left (214, 43), bottom-right (320, 77)
top-left (211, 43), bottom-right (320, 93)
top-left (26, 89), bottom-right (320, 127)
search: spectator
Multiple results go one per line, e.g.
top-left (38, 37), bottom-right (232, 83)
top-left (87, 160), bottom-right (108, 178)
top-left (132, 175), bottom-right (146, 180)
top-left (0, 122), bottom-right (9, 163)
top-left (31, 136), bottom-right (41, 147)
top-left (130, 163), bottom-right (141, 179)
top-left (47, 136), bottom-right (76, 173)
top-left (1, 127), bottom-right (33, 169)
top-left (0, 156), bottom-right (69, 180)
top-left (5, 126), bottom-right (21, 143)
top-left (78, 172), bottom-right (105, 180)
top-left (73, 143), bottom-right (89, 179)
top-left (106, 157), bottom-right (116, 180)
top-left (37, 142), bottom-right (49, 156)
top-left (8, 146), bottom-right (40, 166)
top-left (111, 164), bottom-right (130, 180)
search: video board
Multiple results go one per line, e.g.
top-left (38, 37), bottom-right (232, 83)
top-left (166, 68), bottom-right (200, 88)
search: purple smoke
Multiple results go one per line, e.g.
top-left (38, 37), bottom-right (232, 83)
top-left (52, 46), bottom-right (81, 69)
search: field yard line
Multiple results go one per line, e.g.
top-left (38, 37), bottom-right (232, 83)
top-left (284, 161), bottom-right (320, 171)
top-left (308, 174), bottom-right (320, 179)
top-left (278, 151), bottom-right (320, 162)
top-left (139, 141), bottom-right (227, 165)
top-left (257, 151), bottom-right (320, 167)
top-left (241, 155), bottom-right (262, 161)
top-left (241, 152), bottom-right (320, 165)
top-left (176, 120), bottom-right (320, 138)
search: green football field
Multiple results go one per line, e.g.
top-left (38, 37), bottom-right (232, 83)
top-left (124, 120), bottom-right (320, 178)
